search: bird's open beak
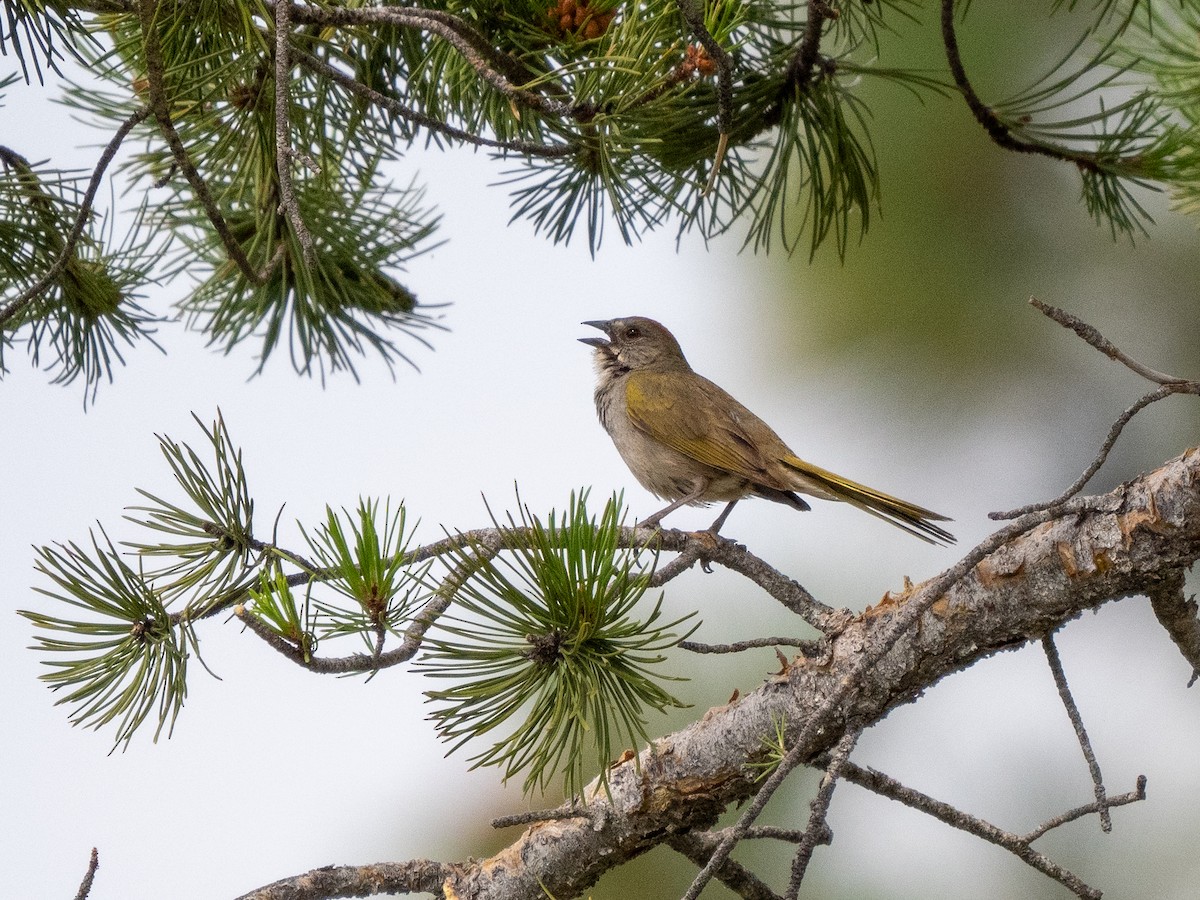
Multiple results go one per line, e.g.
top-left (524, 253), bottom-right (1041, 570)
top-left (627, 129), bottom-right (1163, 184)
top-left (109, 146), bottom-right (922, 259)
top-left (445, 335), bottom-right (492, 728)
top-left (579, 320), bottom-right (612, 349)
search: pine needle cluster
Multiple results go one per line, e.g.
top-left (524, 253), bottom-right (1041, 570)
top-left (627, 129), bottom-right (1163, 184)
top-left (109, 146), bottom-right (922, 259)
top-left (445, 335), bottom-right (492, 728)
top-left (20, 413), bottom-right (692, 796)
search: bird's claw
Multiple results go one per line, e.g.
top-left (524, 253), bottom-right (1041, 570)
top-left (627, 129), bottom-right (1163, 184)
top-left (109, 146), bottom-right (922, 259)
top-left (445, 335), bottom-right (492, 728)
top-left (686, 529), bottom-right (721, 573)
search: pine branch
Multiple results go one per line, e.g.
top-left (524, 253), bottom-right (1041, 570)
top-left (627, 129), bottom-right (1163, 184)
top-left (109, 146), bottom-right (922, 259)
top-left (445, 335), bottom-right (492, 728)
top-left (0, 106), bottom-right (151, 330)
top-left (135, 0), bottom-right (281, 287)
top-left (7, 0), bottom-right (1196, 397)
top-left (236, 446), bottom-right (1200, 900)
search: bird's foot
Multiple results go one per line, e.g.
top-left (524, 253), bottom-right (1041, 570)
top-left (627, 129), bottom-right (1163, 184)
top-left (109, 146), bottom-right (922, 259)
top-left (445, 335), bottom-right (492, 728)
top-left (686, 528), bottom-right (722, 573)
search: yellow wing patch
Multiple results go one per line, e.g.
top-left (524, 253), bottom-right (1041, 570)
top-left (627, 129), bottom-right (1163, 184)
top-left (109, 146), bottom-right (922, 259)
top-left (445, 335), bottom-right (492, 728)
top-left (625, 371), bottom-right (769, 477)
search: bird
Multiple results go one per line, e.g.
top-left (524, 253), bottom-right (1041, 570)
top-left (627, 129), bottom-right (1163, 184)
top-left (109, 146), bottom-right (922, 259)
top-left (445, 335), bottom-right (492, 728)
top-left (580, 316), bottom-right (954, 544)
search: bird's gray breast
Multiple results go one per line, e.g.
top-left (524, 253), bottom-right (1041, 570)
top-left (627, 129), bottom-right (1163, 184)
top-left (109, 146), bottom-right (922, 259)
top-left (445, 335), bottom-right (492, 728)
top-left (592, 371), bottom-right (732, 502)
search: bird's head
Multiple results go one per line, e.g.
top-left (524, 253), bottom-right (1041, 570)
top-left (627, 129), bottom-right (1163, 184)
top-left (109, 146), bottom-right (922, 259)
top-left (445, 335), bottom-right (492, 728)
top-left (579, 317), bottom-right (691, 373)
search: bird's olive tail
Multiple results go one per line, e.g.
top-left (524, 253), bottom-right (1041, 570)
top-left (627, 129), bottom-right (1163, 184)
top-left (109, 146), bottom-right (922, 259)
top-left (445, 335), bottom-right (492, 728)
top-left (782, 456), bottom-right (955, 545)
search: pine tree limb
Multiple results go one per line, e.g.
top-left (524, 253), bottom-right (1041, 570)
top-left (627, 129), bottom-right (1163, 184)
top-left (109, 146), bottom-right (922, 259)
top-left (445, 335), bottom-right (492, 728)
top-left (398, 447), bottom-right (1200, 900)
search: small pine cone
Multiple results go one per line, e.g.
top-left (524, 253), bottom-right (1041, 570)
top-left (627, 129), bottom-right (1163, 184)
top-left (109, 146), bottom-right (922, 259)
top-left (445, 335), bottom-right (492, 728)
top-left (683, 43), bottom-right (717, 78)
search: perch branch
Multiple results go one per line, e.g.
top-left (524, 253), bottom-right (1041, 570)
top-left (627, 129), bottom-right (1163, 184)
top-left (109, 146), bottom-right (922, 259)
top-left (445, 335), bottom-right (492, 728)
top-left (1030, 297), bottom-right (1195, 386)
top-left (229, 524), bottom-right (834, 673)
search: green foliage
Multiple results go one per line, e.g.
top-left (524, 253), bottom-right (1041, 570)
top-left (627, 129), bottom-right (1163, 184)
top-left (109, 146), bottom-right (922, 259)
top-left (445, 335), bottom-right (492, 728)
top-left (86, 2), bottom-right (443, 379)
top-left (1123, 3), bottom-right (1200, 220)
top-left (989, 27), bottom-right (1174, 238)
top-left (19, 412), bottom-right (258, 747)
top-left (24, 528), bottom-right (191, 749)
top-left (0, 150), bottom-right (164, 403)
top-left (419, 491), bottom-right (695, 797)
top-left (248, 561), bottom-right (316, 662)
top-left (20, 413), bottom-right (701, 801)
top-left (743, 74), bottom-right (878, 257)
top-left (125, 411), bottom-right (258, 607)
top-left (299, 499), bottom-right (431, 652)
top-left (0, 0), bottom-right (97, 84)
top-left (21, 412), bottom-right (438, 746)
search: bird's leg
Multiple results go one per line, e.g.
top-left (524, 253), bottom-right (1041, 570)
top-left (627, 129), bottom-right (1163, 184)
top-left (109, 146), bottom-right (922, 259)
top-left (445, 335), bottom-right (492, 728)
top-left (686, 500), bottom-right (739, 573)
top-left (639, 482), bottom-right (710, 528)
top-left (706, 500), bottom-right (739, 536)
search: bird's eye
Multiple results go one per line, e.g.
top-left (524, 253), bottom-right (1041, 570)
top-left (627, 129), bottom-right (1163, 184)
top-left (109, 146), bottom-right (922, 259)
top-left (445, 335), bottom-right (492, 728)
top-left (624, 326), bottom-right (640, 339)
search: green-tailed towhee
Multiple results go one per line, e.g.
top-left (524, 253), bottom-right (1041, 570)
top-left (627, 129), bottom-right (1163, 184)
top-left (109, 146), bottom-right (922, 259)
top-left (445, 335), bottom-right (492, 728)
top-left (580, 316), bottom-right (954, 544)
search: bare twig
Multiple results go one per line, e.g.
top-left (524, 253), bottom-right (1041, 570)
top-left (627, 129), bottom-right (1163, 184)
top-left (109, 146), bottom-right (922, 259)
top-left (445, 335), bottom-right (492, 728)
top-left (1030, 298), bottom-right (1195, 386)
top-left (492, 806), bottom-right (589, 829)
top-left (1021, 775), bottom-right (1147, 843)
top-left (1042, 632), bottom-right (1111, 832)
top-left (991, 385), bottom-right (1179, 519)
top-left (1147, 570), bottom-right (1200, 687)
top-left (0, 106), bottom-right (151, 329)
top-left (272, 0), bottom-right (315, 266)
top-left (647, 543), bottom-right (703, 585)
top-left (680, 637), bottom-right (822, 655)
top-left (785, 726), bottom-right (860, 899)
top-left (834, 761), bottom-right (1148, 899)
top-left (745, 826), bottom-right (806, 842)
top-left (668, 831), bottom-right (783, 900)
top-left (73, 848), bottom-right (99, 900)
top-left (991, 302), bottom-right (1199, 520)
top-left (236, 859), bottom-right (459, 900)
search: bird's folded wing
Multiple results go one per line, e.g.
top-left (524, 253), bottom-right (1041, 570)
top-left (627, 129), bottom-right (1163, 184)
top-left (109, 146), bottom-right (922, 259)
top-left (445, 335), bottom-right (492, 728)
top-left (625, 371), bottom-right (779, 481)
